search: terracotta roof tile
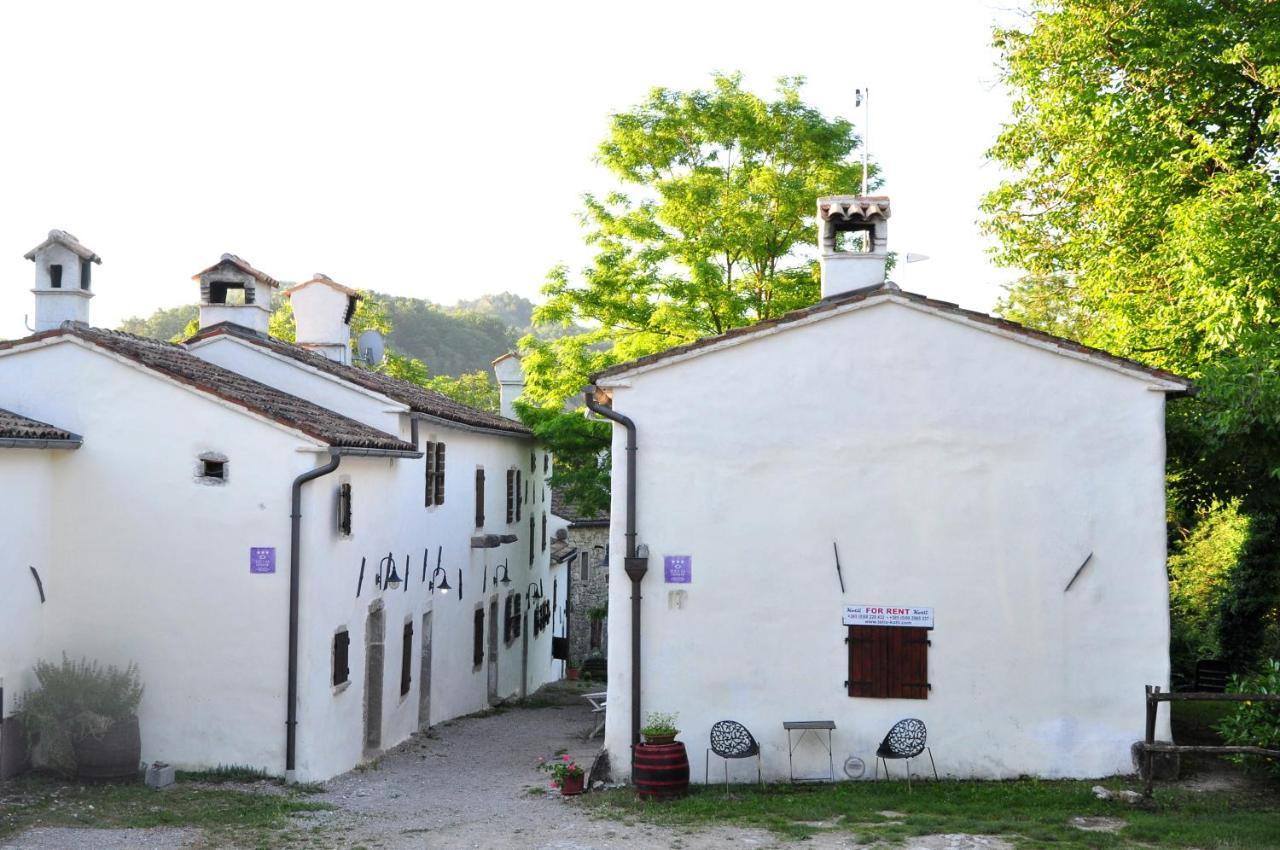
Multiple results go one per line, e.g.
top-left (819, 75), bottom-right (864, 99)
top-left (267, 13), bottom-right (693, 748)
top-left (551, 486), bottom-right (608, 526)
top-left (0, 327), bottom-right (416, 453)
top-left (0, 408), bottom-right (78, 443)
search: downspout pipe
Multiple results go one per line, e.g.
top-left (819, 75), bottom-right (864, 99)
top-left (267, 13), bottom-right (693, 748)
top-left (286, 449), bottom-right (342, 780)
top-left (584, 386), bottom-right (647, 751)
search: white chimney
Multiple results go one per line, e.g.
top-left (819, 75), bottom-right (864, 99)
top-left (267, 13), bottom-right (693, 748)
top-left (492, 352), bottom-right (524, 420)
top-left (285, 275), bottom-right (360, 364)
top-left (817, 195), bottom-right (890, 298)
top-left (24, 230), bottom-right (100, 331)
top-left (193, 254), bottom-right (280, 335)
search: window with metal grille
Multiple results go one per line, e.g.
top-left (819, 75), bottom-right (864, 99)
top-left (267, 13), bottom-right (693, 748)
top-left (425, 440), bottom-right (436, 506)
top-left (473, 608), bottom-right (484, 668)
top-left (332, 629), bottom-right (350, 687)
top-left (846, 626), bottom-right (930, 700)
top-left (400, 620), bottom-right (414, 696)
top-left (337, 483), bottom-right (352, 536)
top-left (474, 468), bottom-right (485, 528)
top-left (434, 443), bottom-right (446, 504)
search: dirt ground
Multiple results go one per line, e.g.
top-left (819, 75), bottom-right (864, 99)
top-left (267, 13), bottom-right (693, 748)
top-left (1, 684), bottom-right (1011, 850)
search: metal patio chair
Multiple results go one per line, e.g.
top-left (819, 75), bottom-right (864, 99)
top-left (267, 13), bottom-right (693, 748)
top-left (705, 720), bottom-right (763, 789)
top-left (874, 718), bottom-right (937, 791)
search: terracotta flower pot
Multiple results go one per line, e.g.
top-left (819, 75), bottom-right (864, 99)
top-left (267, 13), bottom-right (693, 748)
top-left (559, 773), bottom-right (585, 796)
top-left (567, 668), bottom-right (580, 680)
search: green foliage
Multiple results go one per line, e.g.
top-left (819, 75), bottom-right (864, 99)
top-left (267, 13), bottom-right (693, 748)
top-left (525, 72), bottom-right (871, 406)
top-left (1218, 515), bottom-right (1280, 671)
top-left (640, 711), bottom-right (679, 737)
top-left (423, 370), bottom-right (500, 414)
top-left (19, 655), bottom-right (144, 776)
top-left (1216, 659), bottom-right (1280, 777)
top-left (1168, 500), bottom-right (1251, 675)
top-left (515, 399), bottom-right (610, 517)
top-left (118, 304), bottom-right (199, 342)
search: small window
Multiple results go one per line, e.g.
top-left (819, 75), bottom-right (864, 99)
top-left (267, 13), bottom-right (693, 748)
top-left (590, 618), bottom-right (603, 650)
top-left (474, 468), bottom-right (485, 528)
top-left (580, 552), bottom-right (589, 582)
top-left (847, 626), bottom-right (929, 700)
top-left (834, 225), bottom-right (872, 253)
top-left (337, 482), bottom-right (353, 536)
top-left (473, 608), bottom-right (485, 668)
top-left (208, 281), bottom-right (251, 304)
top-left (400, 620), bottom-right (414, 696)
top-left (201, 459), bottom-right (226, 481)
top-left (48, 264), bottom-right (63, 289)
top-left (79, 258), bottom-right (92, 291)
top-left (333, 629), bottom-right (350, 687)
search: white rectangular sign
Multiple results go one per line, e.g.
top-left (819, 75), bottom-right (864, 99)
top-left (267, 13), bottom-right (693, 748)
top-left (842, 604), bottom-right (934, 629)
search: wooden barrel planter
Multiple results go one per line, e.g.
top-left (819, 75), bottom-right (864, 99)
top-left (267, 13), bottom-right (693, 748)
top-left (634, 742), bottom-right (689, 800)
top-left (73, 716), bottom-right (141, 781)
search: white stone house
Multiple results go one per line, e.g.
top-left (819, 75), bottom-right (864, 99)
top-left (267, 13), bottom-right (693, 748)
top-left (0, 233), bottom-right (562, 782)
top-left (590, 196), bottom-right (1193, 781)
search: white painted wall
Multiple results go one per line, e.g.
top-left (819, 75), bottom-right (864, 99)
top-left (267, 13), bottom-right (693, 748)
top-left (0, 450), bottom-right (56, 703)
top-left (290, 283), bottom-right (352, 364)
top-left (29, 242), bottom-right (93, 330)
top-left (600, 299), bottom-right (1174, 781)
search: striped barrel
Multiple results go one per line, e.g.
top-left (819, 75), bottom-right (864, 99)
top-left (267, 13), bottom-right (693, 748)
top-left (634, 742), bottom-right (690, 800)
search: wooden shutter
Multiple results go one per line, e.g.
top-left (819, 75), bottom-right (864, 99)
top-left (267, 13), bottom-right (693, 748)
top-left (528, 516), bottom-right (535, 565)
top-left (847, 625), bottom-right (886, 698)
top-left (513, 594), bottom-right (522, 638)
top-left (541, 513), bottom-right (547, 552)
top-left (516, 470), bottom-right (523, 521)
top-left (434, 443), bottom-right (446, 505)
top-left (887, 627), bottom-right (930, 700)
top-left (504, 595), bottom-right (513, 643)
top-left (333, 630), bottom-right (350, 686)
top-left (474, 468), bottom-right (485, 528)
top-left (400, 621), bottom-right (414, 695)
top-left (424, 440), bottom-right (436, 506)
top-left (473, 608), bottom-right (485, 667)
top-left (506, 469), bottom-right (515, 523)
top-left (337, 483), bottom-right (353, 536)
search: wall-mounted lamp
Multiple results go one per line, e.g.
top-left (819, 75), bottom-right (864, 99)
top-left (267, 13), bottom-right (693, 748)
top-left (526, 581), bottom-right (543, 603)
top-left (494, 560), bottom-right (512, 588)
top-left (430, 566), bottom-right (451, 595)
top-left (381, 553), bottom-right (402, 591)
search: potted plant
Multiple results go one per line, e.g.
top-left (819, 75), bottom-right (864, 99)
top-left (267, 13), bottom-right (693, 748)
top-left (540, 753), bottom-right (586, 796)
top-left (639, 711), bottom-right (680, 745)
top-left (20, 655), bottom-right (144, 781)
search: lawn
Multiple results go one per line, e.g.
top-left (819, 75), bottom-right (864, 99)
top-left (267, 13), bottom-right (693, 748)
top-left (583, 777), bottom-right (1280, 848)
top-left (0, 773), bottom-right (331, 849)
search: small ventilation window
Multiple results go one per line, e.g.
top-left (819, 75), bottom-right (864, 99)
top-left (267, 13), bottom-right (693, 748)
top-left (834, 223), bottom-right (873, 254)
top-left (79, 258), bottom-right (92, 291)
top-left (337, 482), bottom-right (353, 536)
top-left (333, 629), bottom-right (351, 687)
top-left (49, 264), bottom-right (63, 289)
top-left (197, 454), bottom-right (228, 484)
top-left (208, 281), bottom-right (252, 305)
top-left (580, 552), bottom-right (590, 582)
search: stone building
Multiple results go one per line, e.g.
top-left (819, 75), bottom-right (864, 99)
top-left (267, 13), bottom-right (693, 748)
top-left (551, 489), bottom-right (610, 670)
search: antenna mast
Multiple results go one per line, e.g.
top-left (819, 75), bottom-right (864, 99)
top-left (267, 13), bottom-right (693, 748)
top-left (857, 87), bottom-right (870, 196)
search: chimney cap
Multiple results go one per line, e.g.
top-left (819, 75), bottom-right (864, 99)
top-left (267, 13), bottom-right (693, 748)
top-left (24, 229), bottom-right (102, 264)
top-left (817, 195), bottom-right (891, 222)
top-left (191, 254), bottom-right (279, 287)
top-left (491, 351), bottom-right (521, 368)
top-left (283, 274), bottom-right (361, 298)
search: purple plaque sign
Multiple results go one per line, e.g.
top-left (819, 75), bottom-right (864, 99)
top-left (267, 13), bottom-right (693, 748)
top-left (663, 555), bottom-right (691, 584)
top-left (250, 547), bottom-right (276, 574)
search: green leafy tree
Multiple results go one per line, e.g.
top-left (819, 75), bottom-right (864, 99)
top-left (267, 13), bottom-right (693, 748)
top-left (984, 0), bottom-right (1280, 668)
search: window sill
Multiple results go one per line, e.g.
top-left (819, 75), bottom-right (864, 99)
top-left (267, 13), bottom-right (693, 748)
top-left (332, 681), bottom-right (351, 696)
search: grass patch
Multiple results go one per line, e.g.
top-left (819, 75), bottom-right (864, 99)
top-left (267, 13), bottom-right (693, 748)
top-left (176, 763), bottom-right (276, 784)
top-left (0, 773), bottom-right (330, 846)
top-left (582, 777), bottom-right (1280, 848)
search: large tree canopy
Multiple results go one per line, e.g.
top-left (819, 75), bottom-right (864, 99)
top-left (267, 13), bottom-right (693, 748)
top-left (523, 73), bottom-right (872, 404)
top-left (984, 0), bottom-right (1280, 666)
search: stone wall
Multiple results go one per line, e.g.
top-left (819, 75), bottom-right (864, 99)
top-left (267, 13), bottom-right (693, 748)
top-left (566, 524), bottom-right (609, 669)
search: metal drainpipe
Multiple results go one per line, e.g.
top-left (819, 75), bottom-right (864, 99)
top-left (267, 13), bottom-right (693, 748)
top-left (286, 450), bottom-right (342, 780)
top-left (583, 387), bottom-right (647, 752)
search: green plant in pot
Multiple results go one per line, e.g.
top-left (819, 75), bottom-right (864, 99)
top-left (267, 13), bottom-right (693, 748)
top-left (20, 654), bottom-right (144, 780)
top-left (640, 711), bottom-right (680, 745)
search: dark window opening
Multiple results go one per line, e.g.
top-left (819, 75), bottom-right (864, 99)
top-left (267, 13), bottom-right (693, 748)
top-left (847, 625), bottom-right (929, 700)
top-left (201, 459), bottom-right (226, 481)
top-left (474, 468), bottom-right (485, 528)
top-left (333, 629), bottom-right (350, 687)
top-left (580, 553), bottom-right (589, 582)
top-left (832, 220), bottom-right (874, 254)
top-left (400, 620), bottom-right (414, 696)
top-left (207, 281), bottom-right (253, 305)
top-left (590, 618), bottom-right (603, 650)
top-left (79, 258), bottom-right (92, 290)
top-left (337, 482), bottom-right (353, 536)
top-left (48, 264), bottom-right (63, 288)
top-left (473, 608), bottom-right (485, 668)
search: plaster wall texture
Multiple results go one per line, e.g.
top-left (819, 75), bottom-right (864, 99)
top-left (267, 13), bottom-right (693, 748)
top-left (199, 304), bottom-right (271, 335)
top-left (566, 525), bottom-right (610, 666)
top-left (0, 450), bottom-right (55, 700)
top-left (290, 284), bottom-right (351, 363)
top-left (599, 300), bottom-right (1174, 781)
top-left (30, 243), bottom-right (93, 330)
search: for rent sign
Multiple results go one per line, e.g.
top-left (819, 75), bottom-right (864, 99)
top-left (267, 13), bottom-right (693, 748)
top-left (842, 604), bottom-right (933, 629)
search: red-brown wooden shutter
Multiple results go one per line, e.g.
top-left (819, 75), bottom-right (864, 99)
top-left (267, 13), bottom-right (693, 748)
top-left (474, 468), bottom-right (485, 528)
top-left (506, 469), bottom-right (515, 523)
top-left (434, 443), bottom-right (446, 505)
top-left (424, 440), bottom-right (436, 506)
top-left (887, 627), bottom-right (930, 700)
top-left (847, 625), bottom-right (887, 698)
top-left (516, 470), bottom-right (523, 521)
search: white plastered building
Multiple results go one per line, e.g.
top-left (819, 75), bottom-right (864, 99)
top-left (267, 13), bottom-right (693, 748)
top-left (0, 235), bottom-right (563, 782)
top-left (590, 196), bottom-right (1193, 782)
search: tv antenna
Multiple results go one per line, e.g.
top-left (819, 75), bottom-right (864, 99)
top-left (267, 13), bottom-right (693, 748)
top-left (855, 87), bottom-right (870, 196)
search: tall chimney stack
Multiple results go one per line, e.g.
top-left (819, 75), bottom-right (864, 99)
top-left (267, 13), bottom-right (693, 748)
top-left (285, 275), bottom-right (360, 365)
top-left (816, 196), bottom-right (890, 298)
top-left (24, 230), bottom-right (100, 331)
top-left (193, 254), bottom-right (280, 336)
top-left (492, 352), bottom-right (525, 420)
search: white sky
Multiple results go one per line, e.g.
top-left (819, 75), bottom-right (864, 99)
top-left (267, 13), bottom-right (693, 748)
top-left (0, 0), bottom-right (1023, 340)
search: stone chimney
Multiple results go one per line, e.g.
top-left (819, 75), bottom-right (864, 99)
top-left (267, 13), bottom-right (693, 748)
top-left (24, 230), bottom-right (101, 331)
top-left (816, 196), bottom-right (890, 298)
top-left (492, 352), bottom-right (524, 420)
top-left (285, 275), bottom-right (360, 365)
top-left (193, 254), bottom-right (280, 335)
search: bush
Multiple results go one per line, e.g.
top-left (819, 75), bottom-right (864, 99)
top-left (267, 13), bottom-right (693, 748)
top-left (1215, 658), bottom-right (1280, 777)
top-left (19, 655), bottom-right (144, 776)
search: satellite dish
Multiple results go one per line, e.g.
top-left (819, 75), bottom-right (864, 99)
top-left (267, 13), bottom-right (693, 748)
top-left (904, 253), bottom-right (931, 263)
top-left (357, 330), bottom-right (385, 366)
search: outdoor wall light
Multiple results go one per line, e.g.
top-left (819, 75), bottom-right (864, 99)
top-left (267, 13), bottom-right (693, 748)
top-left (430, 566), bottom-right (451, 595)
top-left (526, 581), bottom-right (543, 603)
top-left (381, 553), bottom-right (403, 591)
top-left (494, 560), bottom-right (512, 588)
